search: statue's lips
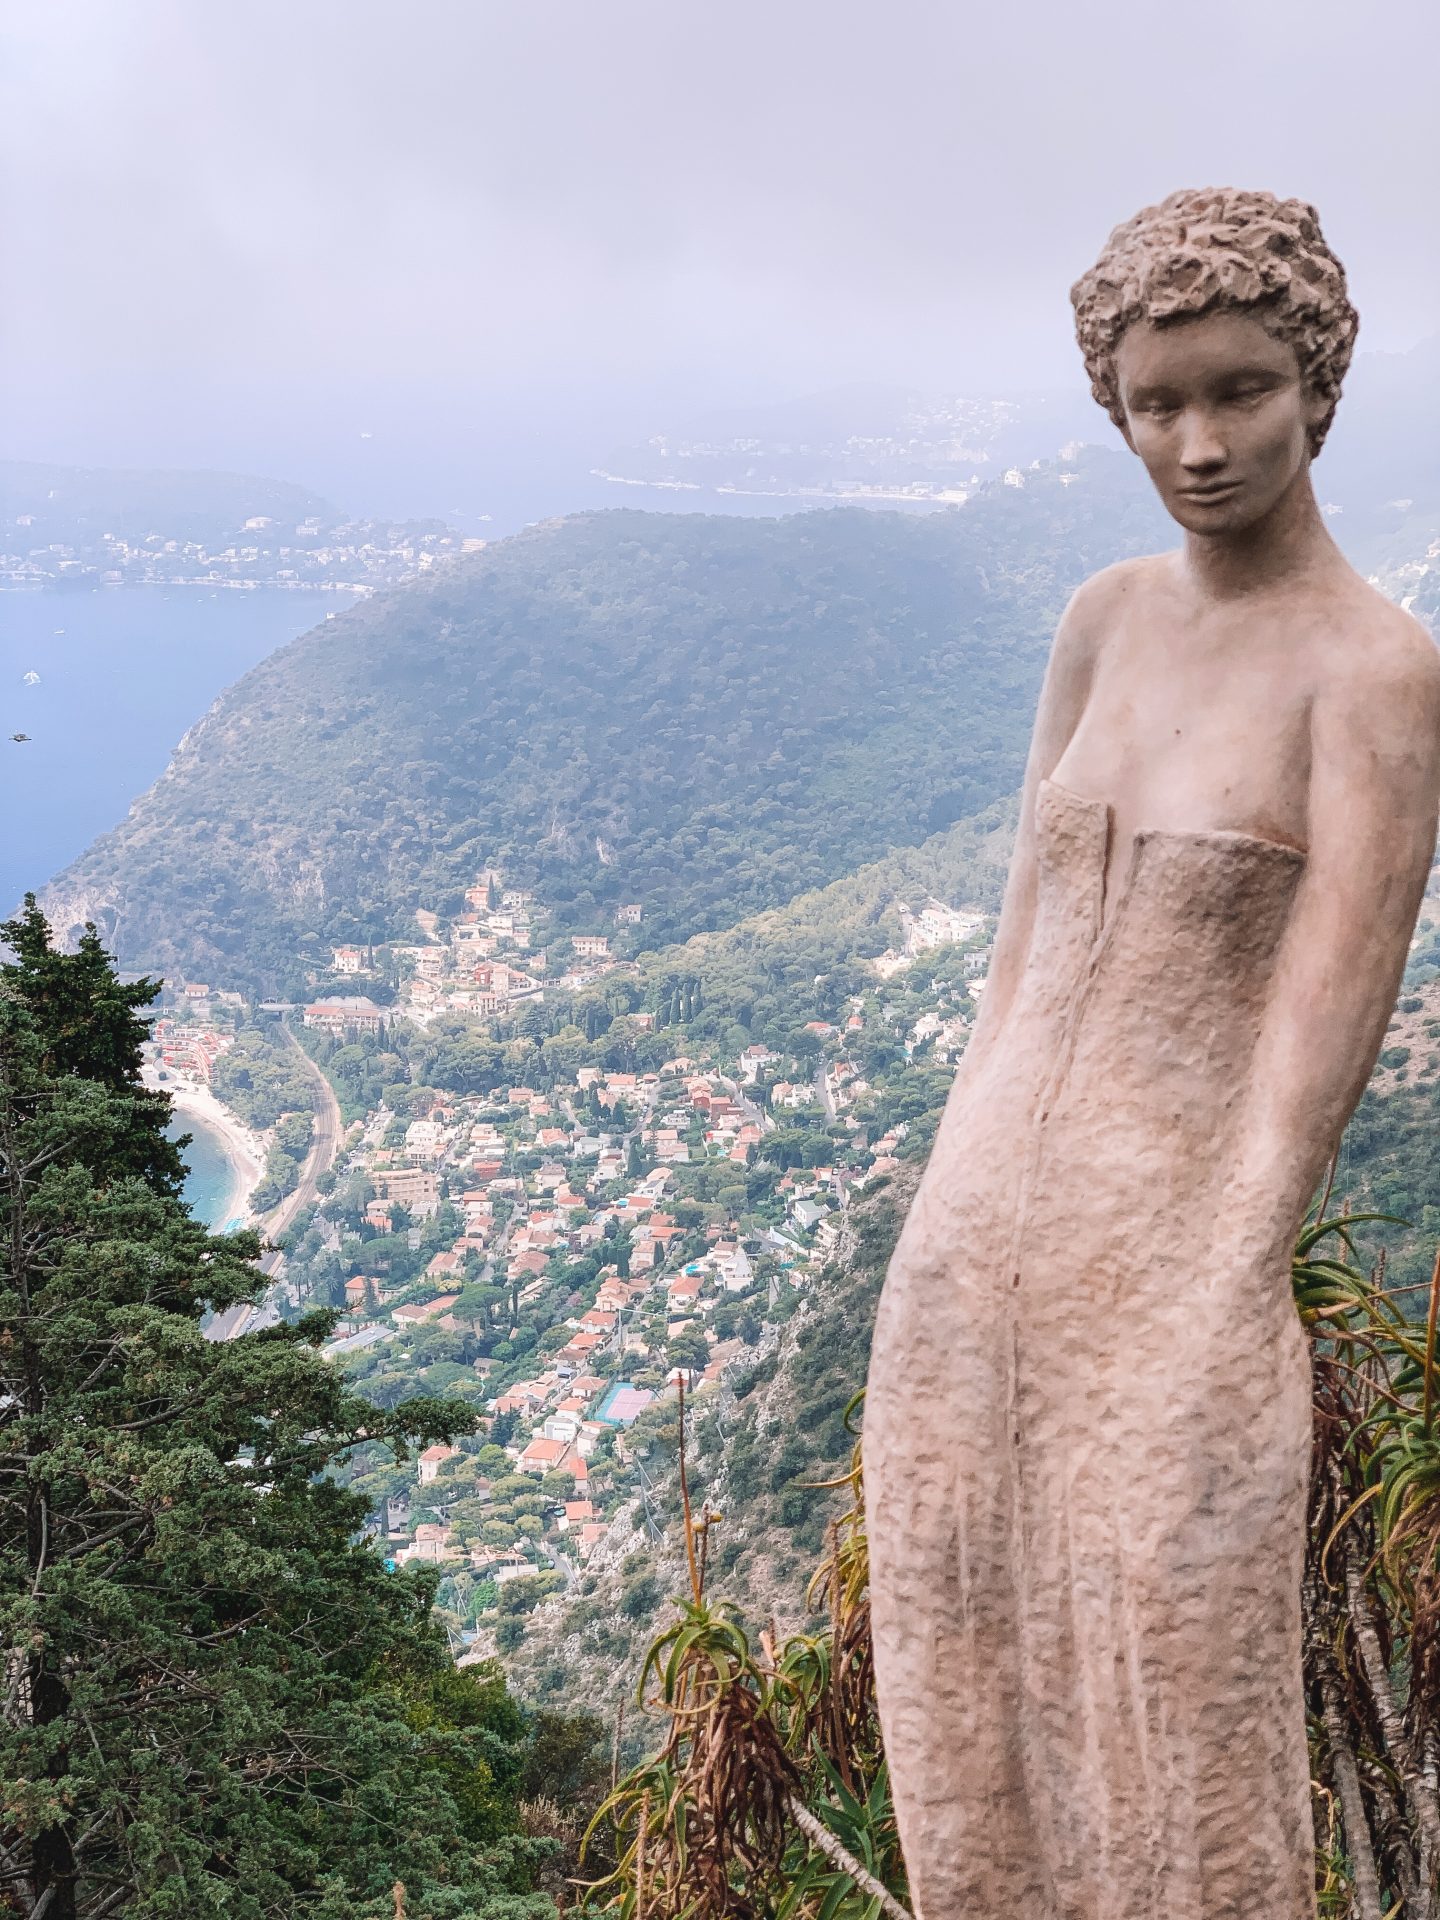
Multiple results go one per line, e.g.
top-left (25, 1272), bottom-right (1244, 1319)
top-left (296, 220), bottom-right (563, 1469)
top-left (1178, 481), bottom-right (1243, 503)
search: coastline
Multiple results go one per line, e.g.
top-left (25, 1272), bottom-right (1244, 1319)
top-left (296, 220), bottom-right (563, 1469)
top-left (155, 1078), bottom-right (269, 1231)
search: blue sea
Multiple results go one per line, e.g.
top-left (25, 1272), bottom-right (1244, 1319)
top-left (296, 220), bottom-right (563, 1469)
top-left (0, 587), bottom-right (359, 913)
top-left (0, 586), bottom-right (335, 1221)
top-left (170, 1112), bottom-right (243, 1231)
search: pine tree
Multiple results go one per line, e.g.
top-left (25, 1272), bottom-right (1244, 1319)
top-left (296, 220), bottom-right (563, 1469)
top-left (0, 909), bottom-right (553, 1919)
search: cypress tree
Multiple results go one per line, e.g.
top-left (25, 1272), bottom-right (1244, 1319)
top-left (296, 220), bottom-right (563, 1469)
top-left (0, 896), bottom-right (185, 1194)
top-left (0, 908), bottom-right (553, 1918)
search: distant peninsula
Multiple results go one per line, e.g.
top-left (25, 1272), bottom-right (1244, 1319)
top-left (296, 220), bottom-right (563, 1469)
top-left (0, 459), bottom-right (477, 593)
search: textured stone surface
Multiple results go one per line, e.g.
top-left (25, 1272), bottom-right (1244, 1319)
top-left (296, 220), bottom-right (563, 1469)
top-left (865, 779), bottom-right (1317, 1917)
top-left (863, 178), bottom-right (1440, 1915)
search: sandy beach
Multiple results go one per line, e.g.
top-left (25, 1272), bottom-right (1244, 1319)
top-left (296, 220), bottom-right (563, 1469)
top-left (153, 1076), bottom-right (269, 1230)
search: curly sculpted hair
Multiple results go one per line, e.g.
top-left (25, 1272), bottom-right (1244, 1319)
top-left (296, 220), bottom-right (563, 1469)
top-left (1070, 187), bottom-right (1359, 454)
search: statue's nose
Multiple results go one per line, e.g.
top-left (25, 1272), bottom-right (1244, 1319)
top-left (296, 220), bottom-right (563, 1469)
top-left (1178, 411), bottom-right (1229, 474)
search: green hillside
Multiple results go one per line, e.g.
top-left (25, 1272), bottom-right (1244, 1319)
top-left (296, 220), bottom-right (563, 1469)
top-left (43, 451), bottom-right (1165, 992)
top-left (637, 788), bottom-right (1016, 1035)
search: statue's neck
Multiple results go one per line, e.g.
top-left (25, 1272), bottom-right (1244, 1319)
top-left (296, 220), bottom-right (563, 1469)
top-left (1180, 467), bottom-right (1340, 601)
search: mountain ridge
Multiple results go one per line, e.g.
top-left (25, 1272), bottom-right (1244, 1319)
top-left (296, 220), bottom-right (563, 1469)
top-left (44, 456), bottom-right (1168, 992)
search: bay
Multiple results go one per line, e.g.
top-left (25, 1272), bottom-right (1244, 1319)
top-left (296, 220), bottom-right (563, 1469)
top-left (0, 587), bottom-right (359, 913)
top-left (169, 1112), bottom-right (239, 1231)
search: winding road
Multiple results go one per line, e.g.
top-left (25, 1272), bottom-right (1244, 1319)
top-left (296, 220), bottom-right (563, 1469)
top-left (258, 1028), bottom-right (343, 1277)
top-left (813, 1055), bottom-right (836, 1123)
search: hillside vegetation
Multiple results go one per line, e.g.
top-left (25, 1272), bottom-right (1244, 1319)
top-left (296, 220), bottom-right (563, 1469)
top-left (636, 790), bottom-right (1017, 1047)
top-left (44, 453), bottom-right (1165, 992)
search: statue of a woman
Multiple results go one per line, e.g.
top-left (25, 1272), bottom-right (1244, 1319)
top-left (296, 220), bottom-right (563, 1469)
top-left (864, 188), bottom-right (1440, 1917)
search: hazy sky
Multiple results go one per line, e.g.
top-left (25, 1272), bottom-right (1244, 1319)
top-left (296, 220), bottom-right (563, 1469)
top-left (3, 0), bottom-right (1436, 515)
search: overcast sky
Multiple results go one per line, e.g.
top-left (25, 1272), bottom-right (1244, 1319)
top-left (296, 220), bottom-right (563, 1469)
top-left (2, 0), bottom-right (1436, 515)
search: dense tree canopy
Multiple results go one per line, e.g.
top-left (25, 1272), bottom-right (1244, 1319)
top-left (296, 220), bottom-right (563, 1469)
top-left (0, 908), bottom-right (559, 1918)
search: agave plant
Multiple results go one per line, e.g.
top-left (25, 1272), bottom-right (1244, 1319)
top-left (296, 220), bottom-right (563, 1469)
top-left (582, 1194), bottom-right (1440, 1918)
top-left (578, 1383), bottom-right (908, 1919)
top-left (1301, 1194), bottom-right (1440, 1918)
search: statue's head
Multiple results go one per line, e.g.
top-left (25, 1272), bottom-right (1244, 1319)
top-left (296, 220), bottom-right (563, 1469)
top-left (1070, 189), bottom-right (1358, 532)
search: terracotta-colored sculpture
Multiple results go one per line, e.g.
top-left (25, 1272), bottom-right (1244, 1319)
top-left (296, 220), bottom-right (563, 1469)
top-left (864, 188), bottom-right (1440, 1917)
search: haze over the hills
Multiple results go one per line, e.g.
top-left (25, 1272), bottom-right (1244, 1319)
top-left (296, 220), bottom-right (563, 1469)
top-left (4, 0), bottom-right (1436, 522)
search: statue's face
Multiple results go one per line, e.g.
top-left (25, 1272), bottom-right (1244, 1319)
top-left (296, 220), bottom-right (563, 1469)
top-left (1113, 308), bottom-right (1327, 535)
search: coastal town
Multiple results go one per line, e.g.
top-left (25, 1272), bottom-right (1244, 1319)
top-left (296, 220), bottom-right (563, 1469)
top-left (591, 390), bottom-right (1092, 507)
top-left (144, 864), bottom-right (992, 1659)
top-left (0, 509), bottom-right (479, 592)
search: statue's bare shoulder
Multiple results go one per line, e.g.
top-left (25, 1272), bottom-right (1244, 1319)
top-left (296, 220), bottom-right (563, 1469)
top-left (1038, 557), bottom-right (1171, 755)
top-left (1061, 553), bottom-right (1165, 624)
top-left (1052, 554), bottom-right (1165, 670)
top-left (1344, 577), bottom-right (1440, 691)
top-left (1317, 571), bottom-right (1440, 765)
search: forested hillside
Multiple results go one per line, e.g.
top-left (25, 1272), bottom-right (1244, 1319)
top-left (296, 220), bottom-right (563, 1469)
top-left (635, 789), bottom-right (1018, 1045)
top-left (43, 451), bottom-right (1166, 992)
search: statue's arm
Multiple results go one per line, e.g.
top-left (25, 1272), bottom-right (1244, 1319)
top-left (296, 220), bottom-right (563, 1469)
top-left (1245, 621), bottom-right (1440, 1221)
top-left (948, 570), bottom-right (1109, 1086)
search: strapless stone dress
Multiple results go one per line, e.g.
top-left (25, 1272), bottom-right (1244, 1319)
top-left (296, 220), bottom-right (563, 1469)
top-left (865, 776), bottom-right (1316, 1919)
